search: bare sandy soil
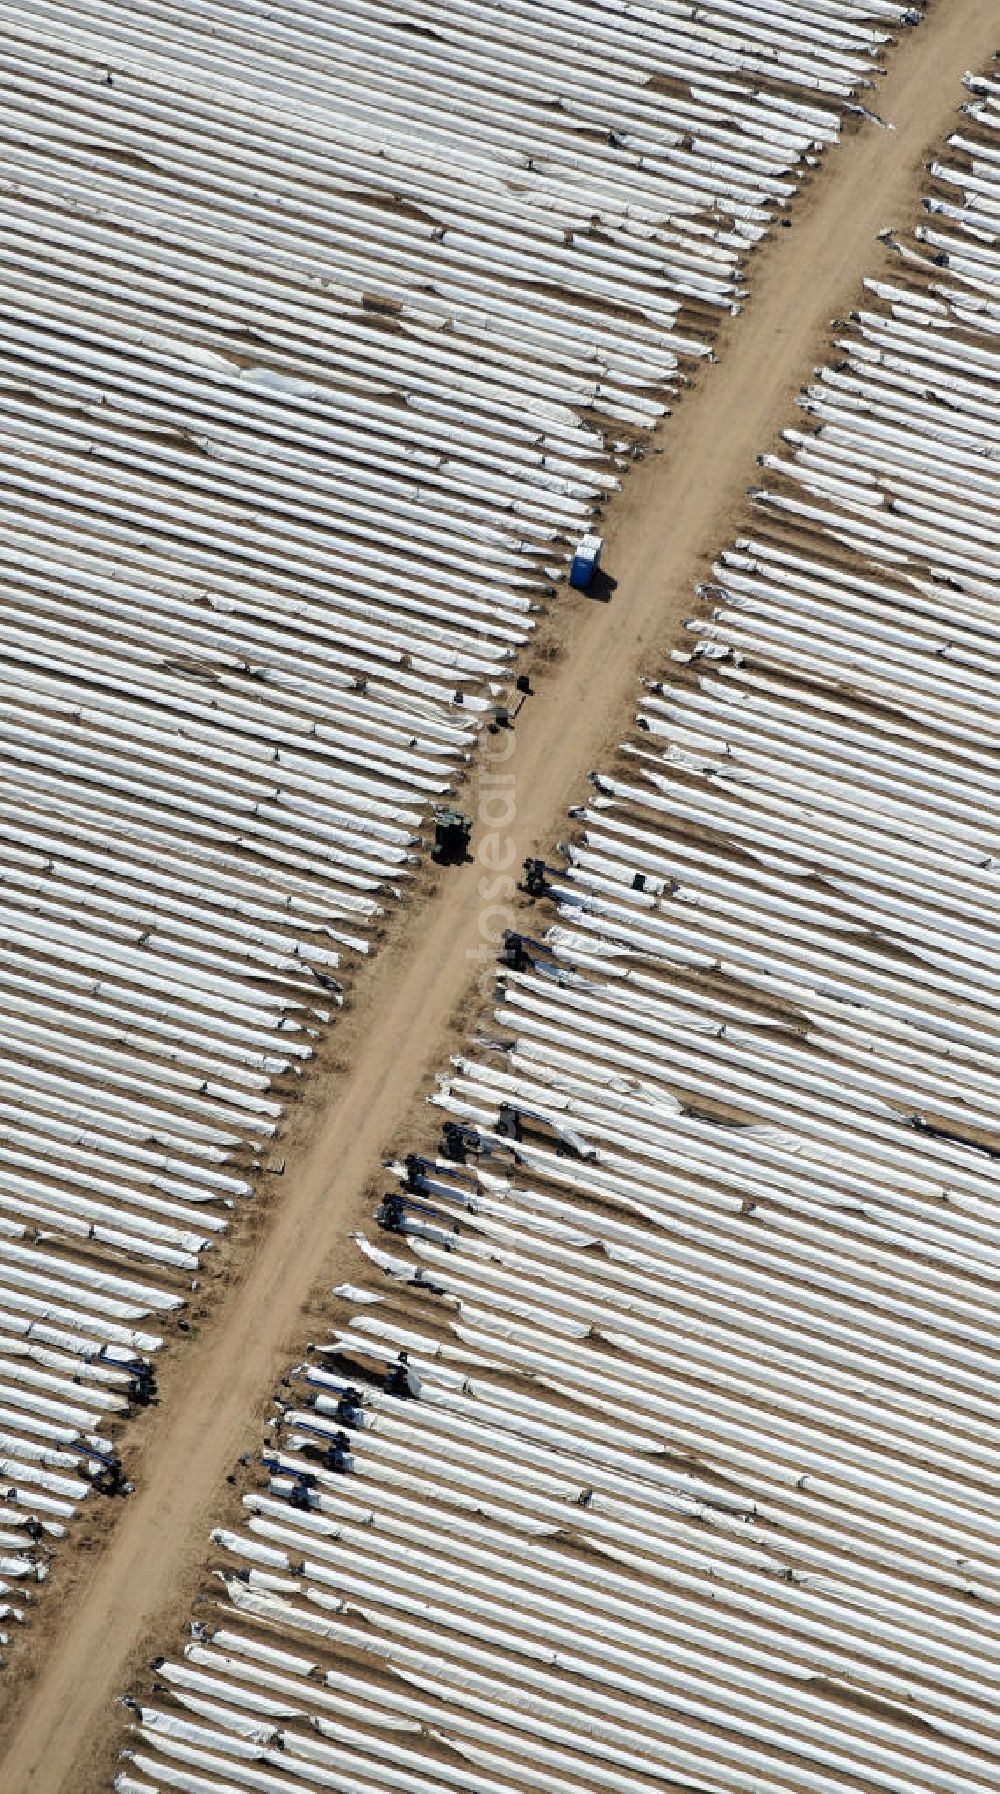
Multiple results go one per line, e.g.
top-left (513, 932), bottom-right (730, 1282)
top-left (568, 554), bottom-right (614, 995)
top-left (1, 5), bottom-right (997, 1789)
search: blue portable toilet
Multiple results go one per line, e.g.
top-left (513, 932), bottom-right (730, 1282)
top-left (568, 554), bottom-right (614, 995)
top-left (570, 532), bottom-right (603, 591)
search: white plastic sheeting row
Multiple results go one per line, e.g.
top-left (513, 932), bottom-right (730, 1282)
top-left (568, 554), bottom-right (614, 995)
top-left (0, 0), bottom-right (909, 1629)
top-left (122, 69), bottom-right (1000, 1794)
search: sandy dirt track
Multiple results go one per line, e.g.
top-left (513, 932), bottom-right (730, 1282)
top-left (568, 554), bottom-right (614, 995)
top-left (2, 5), bottom-right (998, 1789)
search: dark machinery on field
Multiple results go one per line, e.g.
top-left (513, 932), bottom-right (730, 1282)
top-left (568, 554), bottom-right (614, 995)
top-left (431, 807), bottom-right (472, 865)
